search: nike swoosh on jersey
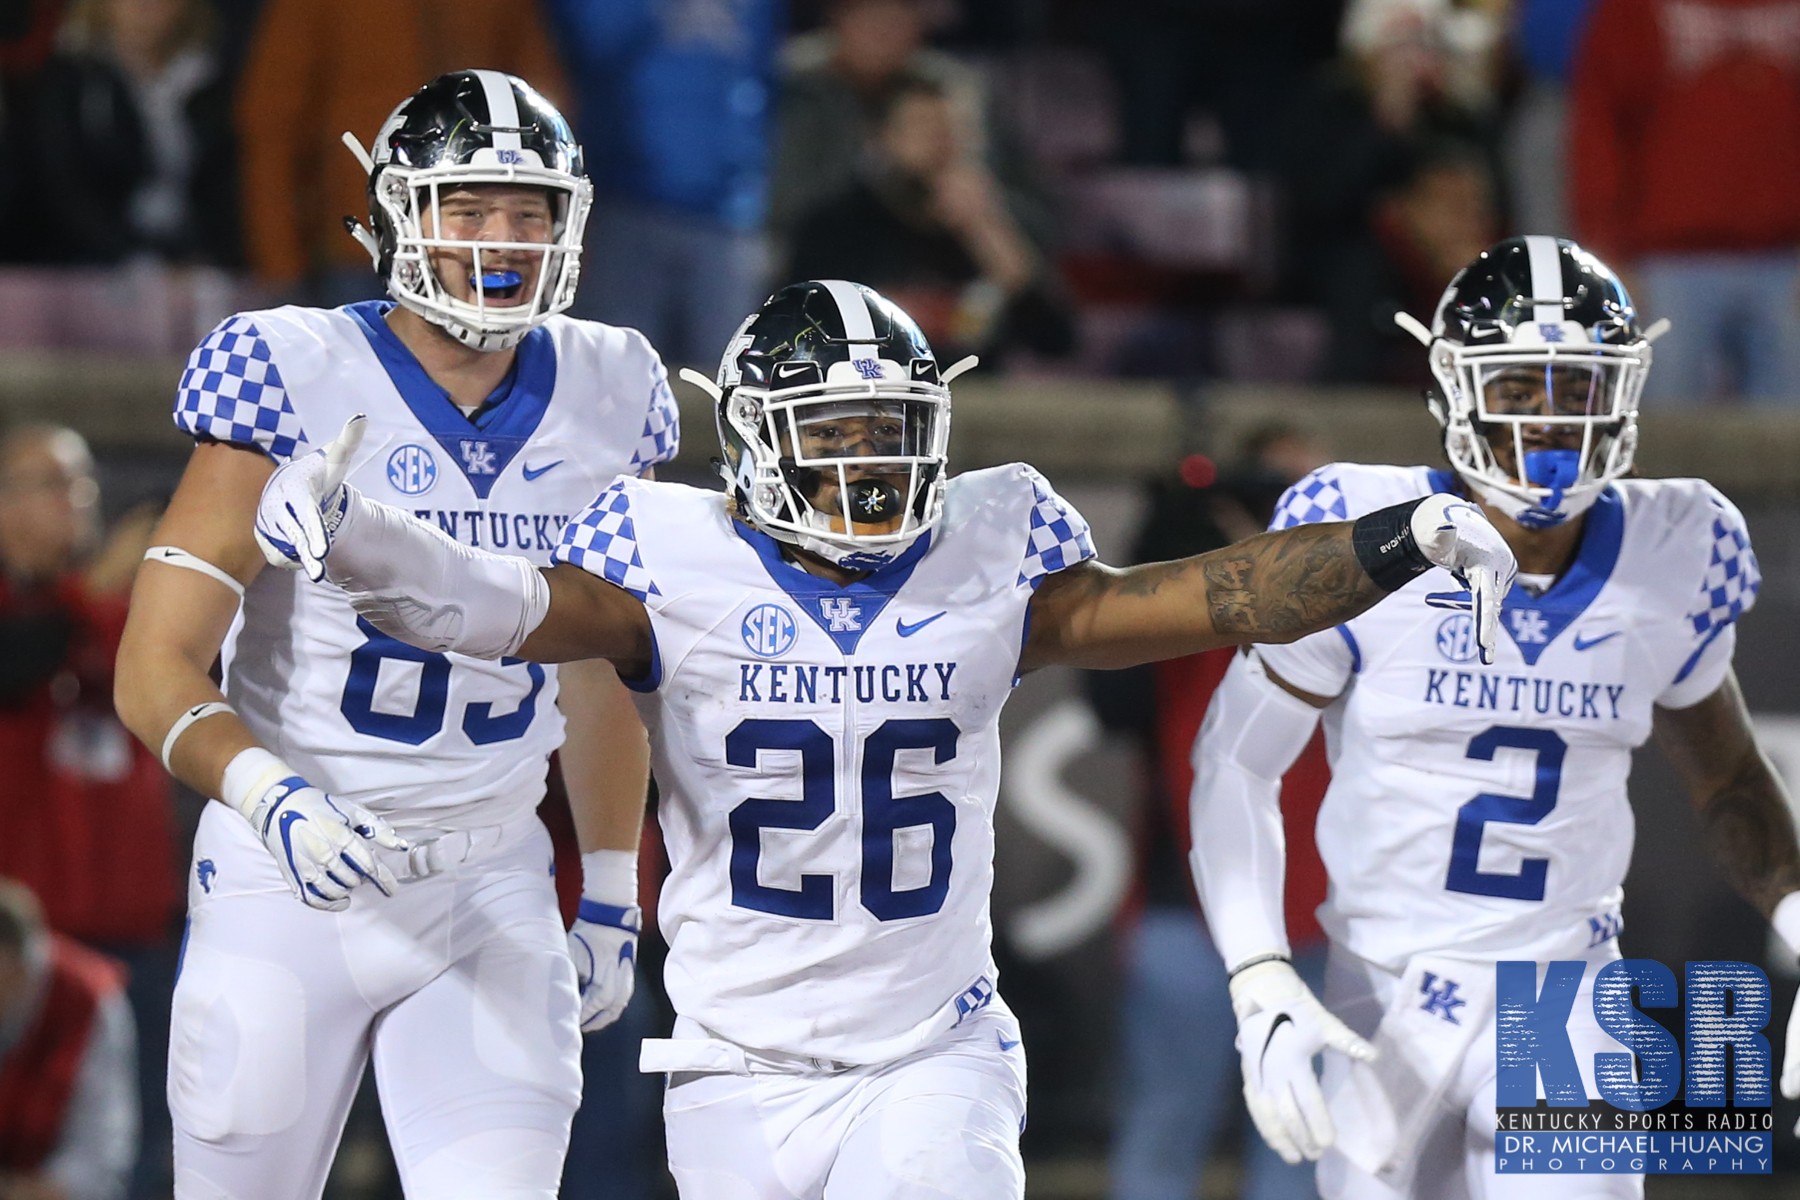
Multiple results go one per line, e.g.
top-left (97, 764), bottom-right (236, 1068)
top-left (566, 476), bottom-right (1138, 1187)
top-left (997, 1031), bottom-right (1021, 1052)
top-left (1572, 631), bottom-right (1621, 651)
top-left (896, 612), bottom-right (947, 637)
top-left (522, 460), bottom-right (564, 481)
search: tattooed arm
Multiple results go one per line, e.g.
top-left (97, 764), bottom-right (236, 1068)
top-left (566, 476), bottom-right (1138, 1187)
top-left (1654, 671), bottom-right (1800, 918)
top-left (1022, 521), bottom-right (1391, 671)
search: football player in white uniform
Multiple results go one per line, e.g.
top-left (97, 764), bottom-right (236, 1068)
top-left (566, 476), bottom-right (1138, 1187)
top-left (251, 278), bottom-right (1516, 1199)
top-left (1189, 236), bottom-right (1800, 1199)
top-left (114, 71), bottom-right (671, 1199)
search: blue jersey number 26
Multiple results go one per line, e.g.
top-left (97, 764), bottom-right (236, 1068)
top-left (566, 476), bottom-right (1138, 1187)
top-left (1444, 725), bottom-right (1566, 901)
top-left (340, 617), bottom-right (545, 745)
top-left (726, 716), bottom-right (958, 922)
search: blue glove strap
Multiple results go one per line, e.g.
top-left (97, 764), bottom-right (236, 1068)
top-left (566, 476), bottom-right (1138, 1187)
top-left (578, 899), bottom-right (640, 933)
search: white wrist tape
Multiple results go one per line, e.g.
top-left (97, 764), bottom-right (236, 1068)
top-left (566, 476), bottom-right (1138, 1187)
top-left (159, 701), bottom-right (235, 772)
top-left (220, 746), bottom-right (295, 821)
top-left (581, 848), bottom-right (640, 905)
top-left (325, 486), bottom-right (550, 659)
top-left (1773, 891), bottom-right (1800, 963)
top-left (1189, 650), bottom-right (1323, 969)
top-left (144, 546), bottom-right (246, 599)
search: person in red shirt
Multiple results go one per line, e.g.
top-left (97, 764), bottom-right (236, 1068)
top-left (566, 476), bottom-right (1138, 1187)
top-left (0, 877), bottom-right (137, 1200)
top-left (1570, 0), bottom-right (1800, 404)
top-left (0, 425), bottom-right (175, 1199)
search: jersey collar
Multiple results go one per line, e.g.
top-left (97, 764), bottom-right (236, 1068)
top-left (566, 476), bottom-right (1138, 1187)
top-left (346, 300), bottom-right (556, 500)
top-left (732, 520), bottom-right (934, 655)
top-left (1494, 486), bottom-right (1624, 666)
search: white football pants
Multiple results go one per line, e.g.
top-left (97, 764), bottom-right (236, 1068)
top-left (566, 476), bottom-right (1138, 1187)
top-left (1317, 942), bottom-right (1644, 1200)
top-left (169, 803), bottom-right (582, 1200)
top-left (659, 1004), bottom-right (1028, 1199)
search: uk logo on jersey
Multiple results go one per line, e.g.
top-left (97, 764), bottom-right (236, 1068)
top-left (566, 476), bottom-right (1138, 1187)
top-left (742, 604), bottom-right (798, 658)
top-left (1510, 609), bottom-right (1551, 644)
top-left (387, 444), bottom-right (438, 496)
top-left (460, 440), bottom-right (498, 475)
top-left (820, 597), bottom-right (862, 631)
top-left (1420, 972), bottom-right (1467, 1024)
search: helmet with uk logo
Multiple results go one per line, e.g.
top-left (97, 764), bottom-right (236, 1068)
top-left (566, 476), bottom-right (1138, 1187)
top-left (688, 281), bottom-right (973, 570)
top-left (344, 69), bottom-right (593, 352)
top-left (1410, 235), bottom-right (1656, 529)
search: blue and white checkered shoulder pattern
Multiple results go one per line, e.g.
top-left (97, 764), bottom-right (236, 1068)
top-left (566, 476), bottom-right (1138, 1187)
top-left (628, 369), bottom-right (680, 475)
top-left (1017, 469), bottom-right (1096, 589)
top-left (1269, 467), bottom-right (1349, 531)
top-left (1688, 492), bottom-right (1760, 637)
top-left (173, 316), bottom-right (308, 461)
top-left (552, 482), bottom-right (663, 602)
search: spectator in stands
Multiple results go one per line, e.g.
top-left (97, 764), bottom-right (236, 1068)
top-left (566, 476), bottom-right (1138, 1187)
top-left (1094, 426), bottom-right (1334, 1200)
top-left (0, 878), bottom-right (138, 1200)
top-left (0, 426), bottom-right (174, 1200)
top-left (1271, 0), bottom-right (1503, 345)
top-left (1570, 0), bottom-right (1800, 405)
top-left (233, 0), bottom-right (569, 305)
top-left (786, 76), bottom-right (1074, 362)
top-left (1318, 140), bottom-right (1498, 384)
top-left (1099, 0), bottom-right (1333, 172)
top-left (23, 0), bottom-right (237, 267)
top-left (771, 0), bottom-right (1054, 252)
top-left (1501, 0), bottom-right (1599, 239)
top-left (547, 0), bottom-right (784, 366)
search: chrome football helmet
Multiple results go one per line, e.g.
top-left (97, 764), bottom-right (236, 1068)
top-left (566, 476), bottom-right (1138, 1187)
top-left (682, 281), bottom-right (973, 571)
top-left (1404, 235), bottom-right (1658, 529)
top-left (344, 69), bottom-right (592, 351)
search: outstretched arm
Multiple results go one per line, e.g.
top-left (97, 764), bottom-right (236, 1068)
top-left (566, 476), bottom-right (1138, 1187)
top-left (1023, 494), bottom-right (1513, 671)
top-left (255, 416), bottom-right (653, 672)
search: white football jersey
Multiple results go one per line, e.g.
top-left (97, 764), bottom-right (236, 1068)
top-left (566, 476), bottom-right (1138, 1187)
top-left (552, 465), bottom-right (1096, 1062)
top-left (173, 300), bottom-right (679, 830)
top-left (1254, 465), bottom-right (1759, 970)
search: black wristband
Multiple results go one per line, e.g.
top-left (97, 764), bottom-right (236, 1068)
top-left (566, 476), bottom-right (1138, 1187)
top-left (1227, 952), bottom-right (1292, 980)
top-left (1351, 497), bottom-right (1433, 592)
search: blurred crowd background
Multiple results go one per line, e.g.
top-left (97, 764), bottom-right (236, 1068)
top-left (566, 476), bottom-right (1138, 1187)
top-left (2, 0), bottom-right (1799, 1197)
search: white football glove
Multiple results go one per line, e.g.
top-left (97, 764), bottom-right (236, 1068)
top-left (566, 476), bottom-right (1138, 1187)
top-left (568, 849), bottom-right (640, 1032)
top-left (234, 769), bottom-right (407, 911)
top-left (1411, 493), bottom-right (1517, 666)
top-left (1229, 957), bottom-right (1377, 1165)
top-left (255, 415), bottom-right (366, 581)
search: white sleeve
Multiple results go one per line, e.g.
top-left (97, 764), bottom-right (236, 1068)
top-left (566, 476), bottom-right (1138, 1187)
top-left (1659, 485), bottom-right (1758, 708)
top-left (324, 487), bottom-right (549, 659)
top-left (1254, 625), bottom-right (1358, 700)
top-left (1189, 648), bottom-right (1325, 971)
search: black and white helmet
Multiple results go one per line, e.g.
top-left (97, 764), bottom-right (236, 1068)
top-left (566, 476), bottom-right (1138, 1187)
top-left (684, 281), bottom-right (973, 571)
top-left (345, 69), bottom-right (593, 351)
top-left (1412, 235), bottom-right (1655, 528)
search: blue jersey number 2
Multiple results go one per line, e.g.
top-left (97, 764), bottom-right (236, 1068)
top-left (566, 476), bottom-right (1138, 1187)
top-left (340, 618), bottom-right (545, 745)
top-left (1444, 725), bottom-right (1566, 901)
top-left (726, 716), bottom-right (958, 922)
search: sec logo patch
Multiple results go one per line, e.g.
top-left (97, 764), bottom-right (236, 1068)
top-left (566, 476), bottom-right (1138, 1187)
top-left (741, 604), bottom-right (797, 658)
top-left (387, 444), bottom-right (438, 496)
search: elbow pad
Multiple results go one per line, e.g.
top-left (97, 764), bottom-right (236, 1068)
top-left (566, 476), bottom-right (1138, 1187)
top-left (326, 489), bottom-right (550, 659)
top-left (1188, 650), bottom-right (1325, 969)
